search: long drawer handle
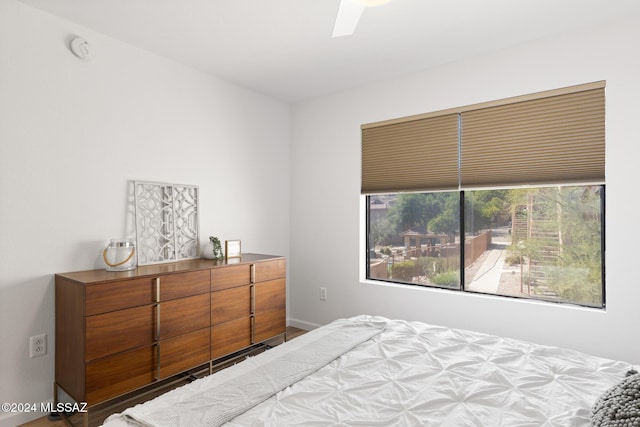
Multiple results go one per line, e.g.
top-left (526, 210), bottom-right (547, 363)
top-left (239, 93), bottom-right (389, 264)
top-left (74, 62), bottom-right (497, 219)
top-left (155, 304), bottom-right (161, 341)
top-left (250, 285), bottom-right (255, 314)
top-left (155, 343), bottom-right (161, 381)
top-left (250, 264), bottom-right (256, 284)
top-left (154, 277), bottom-right (161, 302)
top-left (251, 315), bottom-right (255, 344)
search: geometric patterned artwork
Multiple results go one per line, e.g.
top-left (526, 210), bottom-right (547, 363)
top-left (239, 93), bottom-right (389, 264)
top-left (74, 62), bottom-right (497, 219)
top-left (134, 181), bottom-right (199, 265)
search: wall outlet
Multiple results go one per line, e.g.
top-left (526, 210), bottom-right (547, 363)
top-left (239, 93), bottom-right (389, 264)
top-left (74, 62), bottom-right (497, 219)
top-left (30, 333), bottom-right (47, 358)
top-left (319, 287), bottom-right (328, 301)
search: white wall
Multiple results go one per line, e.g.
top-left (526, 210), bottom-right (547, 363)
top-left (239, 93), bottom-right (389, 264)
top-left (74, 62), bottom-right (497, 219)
top-left (289, 17), bottom-right (640, 365)
top-left (3, 2), bottom-right (640, 425)
top-left (0, 1), bottom-right (290, 425)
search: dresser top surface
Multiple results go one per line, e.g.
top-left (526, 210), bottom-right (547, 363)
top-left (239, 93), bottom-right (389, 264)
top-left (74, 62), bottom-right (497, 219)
top-left (56, 253), bottom-right (285, 284)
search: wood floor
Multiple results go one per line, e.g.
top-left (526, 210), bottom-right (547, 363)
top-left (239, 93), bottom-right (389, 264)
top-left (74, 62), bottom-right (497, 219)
top-left (20, 326), bottom-right (307, 427)
top-left (19, 414), bottom-right (67, 427)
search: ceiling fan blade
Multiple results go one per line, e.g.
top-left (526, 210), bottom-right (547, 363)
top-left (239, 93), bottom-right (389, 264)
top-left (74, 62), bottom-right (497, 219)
top-left (332, 0), bottom-right (365, 38)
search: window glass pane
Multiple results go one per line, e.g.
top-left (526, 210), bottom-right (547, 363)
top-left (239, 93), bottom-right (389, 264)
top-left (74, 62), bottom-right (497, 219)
top-left (464, 186), bottom-right (604, 307)
top-left (367, 193), bottom-right (461, 289)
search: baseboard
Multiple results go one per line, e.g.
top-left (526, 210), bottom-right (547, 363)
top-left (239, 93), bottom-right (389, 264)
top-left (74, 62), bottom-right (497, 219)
top-left (287, 317), bottom-right (322, 331)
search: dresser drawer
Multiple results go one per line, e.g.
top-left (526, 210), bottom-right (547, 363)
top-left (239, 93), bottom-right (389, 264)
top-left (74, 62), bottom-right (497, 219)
top-left (253, 310), bottom-right (286, 343)
top-left (211, 264), bottom-right (251, 291)
top-left (86, 278), bottom-right (154, 316)
top-left (86, 305), bottom-right (154, 361)
top-left (255, 278), bottom-right (286, 313)
top-left (254, 259), bottom-right (286, 282)
top-left (159, 293), bottom-right (210, 340)
top-left (86, 346), bottom-right (155, 405)
top-left (159, 270), bottom-right (210, 301)
top-left (211, 285), bottom-right (251, 325)
top-left (211, 317), bottom-right (251, 359)
top-left (160, 328), bottom-right (210, 378)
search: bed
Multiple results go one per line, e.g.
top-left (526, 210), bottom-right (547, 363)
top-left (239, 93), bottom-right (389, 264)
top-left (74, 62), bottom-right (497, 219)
top-left (101, 315), bottom-right (638, 426)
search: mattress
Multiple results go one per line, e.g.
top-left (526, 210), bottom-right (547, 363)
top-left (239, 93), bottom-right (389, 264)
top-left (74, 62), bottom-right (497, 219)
top-left (102, 315), bottom-right (635, 427)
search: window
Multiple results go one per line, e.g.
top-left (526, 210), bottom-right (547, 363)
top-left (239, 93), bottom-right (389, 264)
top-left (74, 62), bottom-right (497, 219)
top-left (363, 82), bottom-right (605, 308)
top-left (367, 186), bottom-right (604, 307)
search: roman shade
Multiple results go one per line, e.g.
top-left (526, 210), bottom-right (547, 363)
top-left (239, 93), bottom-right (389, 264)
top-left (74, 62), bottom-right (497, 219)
top-left (460, 87), bottom-right (605, 188)
top-left (361, 113), bottom-right (459, 193)
top-left (361, 81), bottom-right (605, 194)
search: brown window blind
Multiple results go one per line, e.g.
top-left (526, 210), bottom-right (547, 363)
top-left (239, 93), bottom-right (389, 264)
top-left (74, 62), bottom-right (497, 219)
top-left (361, 81), bottom-right (605, 194)
top-left (460, 87), bottom-right (605, 188)
top-left (361, 113), bottom-right (459, 194)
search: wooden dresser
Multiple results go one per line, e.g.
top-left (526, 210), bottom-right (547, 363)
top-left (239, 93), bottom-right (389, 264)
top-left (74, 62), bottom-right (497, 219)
top-left (54, 253), bottom-right (285, 423)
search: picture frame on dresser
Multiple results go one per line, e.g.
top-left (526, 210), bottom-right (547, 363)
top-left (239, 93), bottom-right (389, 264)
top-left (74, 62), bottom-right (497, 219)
top-left (133, 180), bottom-right (200, 266)
top-left (225, 240), bottom-right (241, 259)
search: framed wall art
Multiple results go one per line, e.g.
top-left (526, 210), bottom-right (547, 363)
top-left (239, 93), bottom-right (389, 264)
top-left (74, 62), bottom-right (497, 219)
top-left (134, 181), bottom-right (199, 265)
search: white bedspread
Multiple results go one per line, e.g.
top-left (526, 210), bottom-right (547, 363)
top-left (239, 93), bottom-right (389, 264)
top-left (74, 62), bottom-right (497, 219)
top-left (102, 315), bottom-right (634, 427)
top-left (103, 318), bottom-right (385, 427)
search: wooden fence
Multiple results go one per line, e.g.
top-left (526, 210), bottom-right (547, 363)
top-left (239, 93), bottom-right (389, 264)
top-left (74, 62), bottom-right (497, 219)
top-left (369, 230), bottom-right (492, 280)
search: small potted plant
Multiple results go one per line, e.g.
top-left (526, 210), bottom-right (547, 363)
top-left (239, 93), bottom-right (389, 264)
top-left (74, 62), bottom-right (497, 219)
top-left (210, 236), bottom-right (224, 260)
top-left (202, 236), bottom-right (224, 260)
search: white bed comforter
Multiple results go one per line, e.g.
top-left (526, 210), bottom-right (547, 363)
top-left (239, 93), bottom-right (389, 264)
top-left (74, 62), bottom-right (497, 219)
top-left (103, 315), bottom-right (634, 427)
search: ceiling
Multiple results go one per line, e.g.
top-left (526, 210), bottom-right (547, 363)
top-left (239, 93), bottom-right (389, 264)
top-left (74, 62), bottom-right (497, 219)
top-left (18, 0), bottom-right (640, 103)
